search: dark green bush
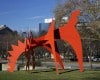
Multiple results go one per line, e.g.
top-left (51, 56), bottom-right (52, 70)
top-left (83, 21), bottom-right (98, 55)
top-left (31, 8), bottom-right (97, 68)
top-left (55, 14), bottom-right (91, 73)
top-left (35, 60), bottom-right (41, 66)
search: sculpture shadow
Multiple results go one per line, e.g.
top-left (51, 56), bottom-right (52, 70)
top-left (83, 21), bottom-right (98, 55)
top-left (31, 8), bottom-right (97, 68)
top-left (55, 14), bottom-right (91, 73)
top-left (59, 69), bottom-right (79, 74)
top-left (31, 68), bottom-right (80, 74)
top-left (31, 68), bottom-right (55, 74)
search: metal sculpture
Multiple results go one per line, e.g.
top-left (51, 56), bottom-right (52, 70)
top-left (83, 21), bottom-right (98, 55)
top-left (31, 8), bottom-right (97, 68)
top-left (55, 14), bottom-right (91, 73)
top-left (7, 10), bottom-right (83, 74)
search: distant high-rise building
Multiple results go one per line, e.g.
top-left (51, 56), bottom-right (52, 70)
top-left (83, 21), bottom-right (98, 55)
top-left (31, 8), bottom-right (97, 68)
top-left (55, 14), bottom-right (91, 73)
top-left (39, 23), bottom-right (50, 35)
top-left (39, 18), bottom-right (55, 35)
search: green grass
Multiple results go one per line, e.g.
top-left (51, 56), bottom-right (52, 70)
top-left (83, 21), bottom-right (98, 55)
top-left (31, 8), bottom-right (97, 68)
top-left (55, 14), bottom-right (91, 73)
top-left (0, 69), bottom-right (100, 80)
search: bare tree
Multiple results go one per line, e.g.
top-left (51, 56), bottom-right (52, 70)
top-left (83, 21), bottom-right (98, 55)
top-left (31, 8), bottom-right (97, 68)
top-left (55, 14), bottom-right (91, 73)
top-left (54, 0), bottom-right (100, 26)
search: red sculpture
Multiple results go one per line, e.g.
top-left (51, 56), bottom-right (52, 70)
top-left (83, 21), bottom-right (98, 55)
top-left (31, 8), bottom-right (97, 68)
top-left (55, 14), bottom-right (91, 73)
top-left (7, 10), bottom-right (83, 74)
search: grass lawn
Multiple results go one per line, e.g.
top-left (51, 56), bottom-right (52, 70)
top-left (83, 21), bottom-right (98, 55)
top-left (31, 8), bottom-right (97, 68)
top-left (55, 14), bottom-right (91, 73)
top-left (0, 69), bottom-right (100, 80)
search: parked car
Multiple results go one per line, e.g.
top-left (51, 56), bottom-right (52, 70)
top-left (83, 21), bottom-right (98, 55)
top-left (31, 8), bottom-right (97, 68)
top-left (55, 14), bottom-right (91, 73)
top-left (92, 57), bottom-right (100, 62)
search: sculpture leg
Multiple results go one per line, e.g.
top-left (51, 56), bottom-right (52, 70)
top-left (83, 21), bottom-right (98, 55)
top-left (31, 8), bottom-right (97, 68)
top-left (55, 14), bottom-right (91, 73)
top-left (25, 51), bottom-right (30, 71)
top-left (32, 52), bottom-right (35, 70)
